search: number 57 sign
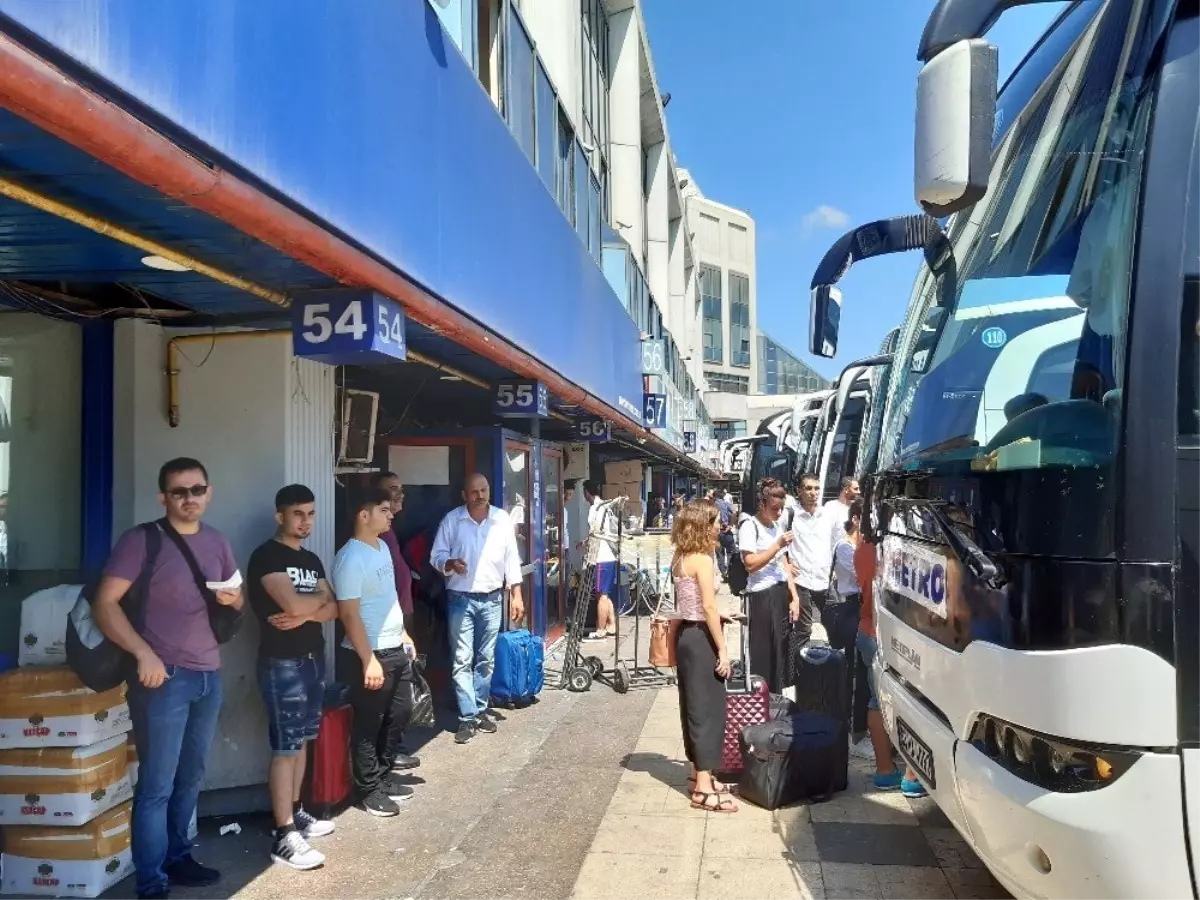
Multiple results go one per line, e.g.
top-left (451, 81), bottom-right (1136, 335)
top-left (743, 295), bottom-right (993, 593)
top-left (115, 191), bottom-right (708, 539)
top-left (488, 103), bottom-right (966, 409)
top-left (292, 290), bottom-right (407, 366)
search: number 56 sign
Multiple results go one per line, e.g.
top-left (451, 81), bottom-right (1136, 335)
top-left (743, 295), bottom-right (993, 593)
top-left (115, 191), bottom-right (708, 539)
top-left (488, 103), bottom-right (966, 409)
top-left (293, 289), bottom-right (407, 366)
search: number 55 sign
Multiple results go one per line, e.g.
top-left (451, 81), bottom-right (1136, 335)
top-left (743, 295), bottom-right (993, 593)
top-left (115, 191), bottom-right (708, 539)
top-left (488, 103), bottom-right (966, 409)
top-left (292, 289), bottom-right (407, 366)
top-left (495, 379), bottom-right (549, 418)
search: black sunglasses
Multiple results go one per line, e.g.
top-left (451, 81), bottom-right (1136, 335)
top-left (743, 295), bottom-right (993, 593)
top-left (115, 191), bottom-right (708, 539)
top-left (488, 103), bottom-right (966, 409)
top-left (166, 485), bottom-right (209, 500)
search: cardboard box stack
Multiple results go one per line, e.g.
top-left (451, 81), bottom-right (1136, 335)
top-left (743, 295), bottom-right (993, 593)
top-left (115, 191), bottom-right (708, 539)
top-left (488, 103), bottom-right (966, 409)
top-left (1, 591), bottom-right (137, 897)
top-left (602, 461), bottom-right (645, 522)
top-left (2, 803), bottom-right (133, 898)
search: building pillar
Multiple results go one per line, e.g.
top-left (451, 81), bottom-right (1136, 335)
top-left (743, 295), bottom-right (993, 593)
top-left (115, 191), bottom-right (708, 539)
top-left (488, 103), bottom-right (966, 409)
top-left (644, 140), bottom-right (669, 313)
top-left (607, 8), bottom-right (643, 270)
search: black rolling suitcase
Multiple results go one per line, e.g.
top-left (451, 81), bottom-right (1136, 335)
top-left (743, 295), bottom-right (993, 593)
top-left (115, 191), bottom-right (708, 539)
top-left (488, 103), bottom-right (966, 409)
top-left (738, 713), bottom-right (842, 809)
top-left (791, 636), bottom-right (850, 792)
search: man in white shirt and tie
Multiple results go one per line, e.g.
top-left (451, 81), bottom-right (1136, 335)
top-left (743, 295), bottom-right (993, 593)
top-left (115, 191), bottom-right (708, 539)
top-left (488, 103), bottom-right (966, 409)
top-left (430, 473), bottom-right (525, 745)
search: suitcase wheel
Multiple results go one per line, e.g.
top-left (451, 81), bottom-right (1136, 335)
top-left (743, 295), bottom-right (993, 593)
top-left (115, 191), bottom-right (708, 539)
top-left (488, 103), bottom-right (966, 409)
top-left (612, 661), bottom-right (631, 694)
top-left (567, 667), bottom-right (593, 692)
top-left (584, 656), bottom-right (605, 678)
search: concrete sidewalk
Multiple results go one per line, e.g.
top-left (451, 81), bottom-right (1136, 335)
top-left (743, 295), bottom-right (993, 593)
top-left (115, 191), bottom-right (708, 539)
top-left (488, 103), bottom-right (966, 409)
top-left (569, 688), bottom-right (1011, 900)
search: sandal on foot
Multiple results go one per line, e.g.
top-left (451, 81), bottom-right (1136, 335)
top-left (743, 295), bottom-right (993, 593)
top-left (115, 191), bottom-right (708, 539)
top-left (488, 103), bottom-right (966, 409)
top-left (688, 776), bottom-right (732, 792)
top-left (690, 791), bottom-right (738, 813)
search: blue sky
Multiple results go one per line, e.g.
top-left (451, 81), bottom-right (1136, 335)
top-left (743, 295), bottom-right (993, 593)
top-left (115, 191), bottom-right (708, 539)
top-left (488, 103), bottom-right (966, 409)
top-left (642, 1), bottom-right (1067, 379)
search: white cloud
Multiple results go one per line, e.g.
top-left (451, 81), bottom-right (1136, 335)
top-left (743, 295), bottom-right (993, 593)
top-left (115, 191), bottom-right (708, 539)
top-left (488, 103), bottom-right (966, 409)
top-left (801, 204), bottom-right (851, 235)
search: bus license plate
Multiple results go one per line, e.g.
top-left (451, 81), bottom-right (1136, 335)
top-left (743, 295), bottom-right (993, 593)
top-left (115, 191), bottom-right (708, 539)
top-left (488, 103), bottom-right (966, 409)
top-left (897, 718), bottom-right (936, 789)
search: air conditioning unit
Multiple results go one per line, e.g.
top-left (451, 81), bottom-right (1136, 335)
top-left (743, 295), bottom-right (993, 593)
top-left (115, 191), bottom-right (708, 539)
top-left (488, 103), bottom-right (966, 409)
top-left (338, 389), bottom-right (379, 465)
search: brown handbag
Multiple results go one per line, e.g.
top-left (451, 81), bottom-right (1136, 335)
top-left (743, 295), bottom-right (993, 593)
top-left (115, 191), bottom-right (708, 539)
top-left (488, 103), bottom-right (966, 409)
top-left (648, 616), bottom-right (679, 668)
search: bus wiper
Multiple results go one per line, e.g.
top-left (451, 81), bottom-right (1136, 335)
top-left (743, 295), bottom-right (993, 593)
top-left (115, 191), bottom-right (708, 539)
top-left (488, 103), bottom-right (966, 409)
top-left (921, 501), bottom-right (1001, 587)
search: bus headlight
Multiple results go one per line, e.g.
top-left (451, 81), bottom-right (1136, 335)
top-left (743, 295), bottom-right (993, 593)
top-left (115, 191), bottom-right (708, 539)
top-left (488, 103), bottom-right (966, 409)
top-left (968, 714), bottom-right (1138, 793)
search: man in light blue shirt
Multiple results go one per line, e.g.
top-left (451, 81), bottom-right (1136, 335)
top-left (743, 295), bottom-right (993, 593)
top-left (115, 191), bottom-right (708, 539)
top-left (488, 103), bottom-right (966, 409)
top-left (333, 487), bottom-right (416, 818)
top-left (430, 473), bottom-right (524, 745)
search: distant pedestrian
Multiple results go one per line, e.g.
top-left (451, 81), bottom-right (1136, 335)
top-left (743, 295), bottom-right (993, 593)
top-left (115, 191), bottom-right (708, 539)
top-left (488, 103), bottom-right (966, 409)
top-left (714, 491), bottom-right (736, 580)
top-left (94, 458), bottom-right (242, 899)
top-left (430, 473), bottom-right (525, 745)
top-left (333, 487), bottom-right (416, 818)
top-left (670, 500), bottom-right (737, 814)
top-left (738, 477), bottom-right (801, 694)
top-left (581, 481), bottom-right (618, 640)
top-left (827, 499), bottom-right (865, 653)
top-left (247, 484), bottom-right (338, 871)
top-left (787, 473), bottom-right (837, 647)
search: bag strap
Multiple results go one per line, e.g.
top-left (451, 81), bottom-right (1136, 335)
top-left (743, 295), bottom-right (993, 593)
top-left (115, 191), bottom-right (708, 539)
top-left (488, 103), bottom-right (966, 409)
top-left (125, 522), bottom-right (163, 633)
top-left (157, 518), bottom-right (224, 618)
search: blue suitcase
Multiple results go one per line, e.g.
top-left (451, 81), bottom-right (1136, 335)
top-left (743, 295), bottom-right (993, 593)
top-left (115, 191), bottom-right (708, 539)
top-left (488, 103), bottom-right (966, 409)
top-left (491, 629), bottom-right (545, 706)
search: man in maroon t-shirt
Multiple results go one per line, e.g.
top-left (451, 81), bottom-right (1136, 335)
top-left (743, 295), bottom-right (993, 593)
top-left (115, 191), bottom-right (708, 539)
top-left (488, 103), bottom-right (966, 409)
top-left (369, 471), bottom-right (420, 772)
top-left (94, 458), bottom-right (242, 899)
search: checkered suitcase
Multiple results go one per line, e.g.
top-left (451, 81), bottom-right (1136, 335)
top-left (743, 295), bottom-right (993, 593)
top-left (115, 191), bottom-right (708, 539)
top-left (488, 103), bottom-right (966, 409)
top-left (720, 595), bottom-right (769, 773)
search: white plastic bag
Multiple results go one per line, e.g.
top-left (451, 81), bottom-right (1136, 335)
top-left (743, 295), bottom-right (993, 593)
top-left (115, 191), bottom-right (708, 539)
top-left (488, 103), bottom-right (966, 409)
top-left (18, 584), bottom-right (83, 667)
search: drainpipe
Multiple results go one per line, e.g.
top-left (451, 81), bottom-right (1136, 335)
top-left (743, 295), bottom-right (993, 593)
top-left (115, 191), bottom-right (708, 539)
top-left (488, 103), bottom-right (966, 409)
top-left (0, 34), bottom-right (712, 475)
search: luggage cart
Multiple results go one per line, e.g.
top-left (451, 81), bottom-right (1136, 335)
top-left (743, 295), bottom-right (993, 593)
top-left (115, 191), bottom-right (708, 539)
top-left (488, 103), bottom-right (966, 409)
top-left (558, 499), bottom-right (626, 693)
top-left (597, 527), bottom-right (676, 693)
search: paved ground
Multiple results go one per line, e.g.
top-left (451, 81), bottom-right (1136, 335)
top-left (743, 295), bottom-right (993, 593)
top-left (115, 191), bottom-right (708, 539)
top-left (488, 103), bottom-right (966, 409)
top-left (569, 687), bottom-right (1010, 900)
top-left (99, 596), bottom-right (1009, 900)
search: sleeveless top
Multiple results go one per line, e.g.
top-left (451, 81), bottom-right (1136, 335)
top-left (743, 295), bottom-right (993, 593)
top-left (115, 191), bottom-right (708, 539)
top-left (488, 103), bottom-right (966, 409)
top-left (672, 556), bottom-right (706, 622)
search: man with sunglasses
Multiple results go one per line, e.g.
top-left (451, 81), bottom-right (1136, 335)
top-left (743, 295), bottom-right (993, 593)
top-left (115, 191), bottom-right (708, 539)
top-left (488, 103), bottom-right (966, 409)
top-left (94, 458), bottom-right (242, 900)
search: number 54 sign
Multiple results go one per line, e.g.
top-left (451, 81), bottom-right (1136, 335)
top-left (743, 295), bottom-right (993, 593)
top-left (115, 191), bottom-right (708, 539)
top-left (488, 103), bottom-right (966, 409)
top-left (292, 290), bottom-right (407, 366)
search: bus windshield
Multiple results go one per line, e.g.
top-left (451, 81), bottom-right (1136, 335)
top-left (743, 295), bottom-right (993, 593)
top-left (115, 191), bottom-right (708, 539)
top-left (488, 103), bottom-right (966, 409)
top-left (880, 0), bottom-right (1156, 478)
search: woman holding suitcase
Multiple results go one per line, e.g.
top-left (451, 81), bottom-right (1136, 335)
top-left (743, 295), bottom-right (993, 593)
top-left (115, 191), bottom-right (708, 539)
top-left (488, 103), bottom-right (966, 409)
top-left (670, 500), bottom-right (738, 814)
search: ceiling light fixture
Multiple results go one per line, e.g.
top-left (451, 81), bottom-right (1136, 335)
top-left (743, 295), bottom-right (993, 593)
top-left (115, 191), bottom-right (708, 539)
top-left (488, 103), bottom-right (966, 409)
top-left (141, 255), bottom-right (191, 272)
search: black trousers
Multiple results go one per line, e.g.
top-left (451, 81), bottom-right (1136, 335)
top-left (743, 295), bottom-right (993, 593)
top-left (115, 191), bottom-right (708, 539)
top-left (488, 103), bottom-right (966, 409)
top-left (795, 585), bottom-right (831, 647)
top-left (337, 646), bottom-right (414, 798)
top-left (821, 593), bottom-right (861, 724)
top-left (674, 621), bottom-right (726, 773)
top-left (746, 581), bottom-right (793, 694)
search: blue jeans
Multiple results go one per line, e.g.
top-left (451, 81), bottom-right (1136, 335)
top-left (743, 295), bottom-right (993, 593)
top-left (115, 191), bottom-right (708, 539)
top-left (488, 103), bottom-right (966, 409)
top-left (855, 630), bottom-right (880, 711)
top-left (257, 656), bottom-right (325, 755)
top-left (447, 590), bottom-right (502, 723)
top-left (128, 666), bottom-right (223, 896)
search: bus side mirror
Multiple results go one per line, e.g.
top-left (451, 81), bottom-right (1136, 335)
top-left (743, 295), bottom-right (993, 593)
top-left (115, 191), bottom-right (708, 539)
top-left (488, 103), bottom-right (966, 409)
top-left (809, 285), bottom-right (842, 358)
top-left (915, 38), bottom-right (998, 217)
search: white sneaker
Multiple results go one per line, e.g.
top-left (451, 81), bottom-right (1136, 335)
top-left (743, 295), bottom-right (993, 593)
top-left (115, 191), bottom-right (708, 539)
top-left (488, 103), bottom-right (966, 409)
top-left (849, 737), bottom-right (875, 761)
top-left (294, 807), bottom-right (335, 838)
top-left (271, 830), bottom-right (325, 870)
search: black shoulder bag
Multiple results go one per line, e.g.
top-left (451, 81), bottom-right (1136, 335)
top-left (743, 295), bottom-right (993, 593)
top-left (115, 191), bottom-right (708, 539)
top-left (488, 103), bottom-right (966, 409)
top-left (159, 519), bottom-right (243, 644)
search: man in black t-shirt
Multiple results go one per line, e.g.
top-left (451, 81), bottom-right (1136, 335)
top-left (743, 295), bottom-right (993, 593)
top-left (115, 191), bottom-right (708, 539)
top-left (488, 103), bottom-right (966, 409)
top-left (248, 485), bottom-right (338, 872)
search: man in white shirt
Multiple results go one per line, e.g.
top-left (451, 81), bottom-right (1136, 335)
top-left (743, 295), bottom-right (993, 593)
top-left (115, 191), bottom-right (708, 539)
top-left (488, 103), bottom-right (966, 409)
top-left (788, 473), bottom-right (838, 646)
top-left (430, 473), bottom-right (525, 745)
top-left (581, 481), bottom-right (619, 641)
top-left (823, 478), bottom-right (861, 545)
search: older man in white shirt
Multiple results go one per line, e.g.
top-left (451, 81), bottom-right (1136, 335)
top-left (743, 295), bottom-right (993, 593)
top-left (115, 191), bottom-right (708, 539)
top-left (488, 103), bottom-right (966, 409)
top-left (430, 473), bottom-right (525, 745)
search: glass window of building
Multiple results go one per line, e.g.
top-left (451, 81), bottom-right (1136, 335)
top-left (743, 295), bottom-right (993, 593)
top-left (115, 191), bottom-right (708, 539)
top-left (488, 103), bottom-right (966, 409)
top-left (701, 265), bottom-right (722, 363)
top-left (534, 60), bottom-right (556, 192)
top-left (730, 273), bottom-right (750, 368)
top-left (713, 421), bottom-right (748, 443)
top-left (0, 313), bottom-right (82, 646)
top-left (706, 371), bottom-right (749, 395)
top-left (557, 111), bottom-right (575, 224)
top-left (505, 7), bottom-right (535, 163)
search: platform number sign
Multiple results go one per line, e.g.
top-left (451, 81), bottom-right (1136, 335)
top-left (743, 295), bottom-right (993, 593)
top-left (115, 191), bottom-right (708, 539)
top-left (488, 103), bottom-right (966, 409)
top-left (576, 419), bottom-right (611, 442)
top-left (643, 393), bottom-right (668, 429)
top-left (293, 289), bottom-right (407, 366)
top-left (641, 339), bottom-right (667, 376)
top-left (495, 379), bottom-right (549, 418)
top-left (683, 432), bottom-right (697, 453)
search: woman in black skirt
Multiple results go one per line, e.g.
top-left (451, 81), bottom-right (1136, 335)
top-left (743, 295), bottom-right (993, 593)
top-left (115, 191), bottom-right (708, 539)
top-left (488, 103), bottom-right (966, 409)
top-left (670, 500), bottom-right (737, 813)
top-left (737, 477), bottom-right (801, 693)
